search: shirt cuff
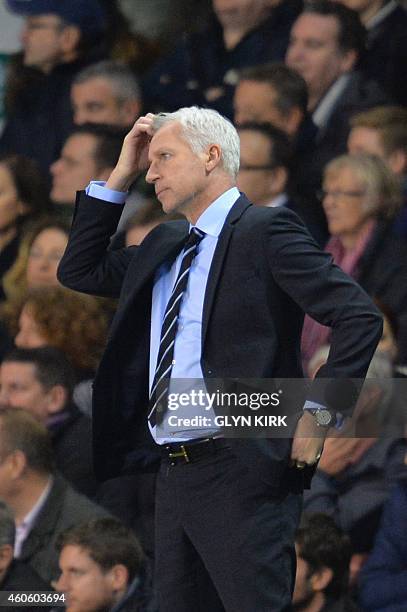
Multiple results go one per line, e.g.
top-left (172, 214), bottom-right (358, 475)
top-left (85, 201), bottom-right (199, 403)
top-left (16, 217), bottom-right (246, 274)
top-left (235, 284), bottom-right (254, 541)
top-left (86, 181), bottom-right (127, 204)
top-left (303, 401), bottom-right (326, 412)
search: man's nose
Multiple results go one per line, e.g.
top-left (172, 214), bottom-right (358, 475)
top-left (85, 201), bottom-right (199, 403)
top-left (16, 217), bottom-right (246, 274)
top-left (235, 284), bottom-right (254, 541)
top-left (145, 162), bottom-right (159, 184)
top-left (55, 574), bottom-right (68, 593)
top-left (50, 159), bottom-right (61, 176)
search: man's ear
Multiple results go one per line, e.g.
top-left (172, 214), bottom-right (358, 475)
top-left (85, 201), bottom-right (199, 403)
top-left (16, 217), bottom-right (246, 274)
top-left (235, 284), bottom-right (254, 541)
top-left (285, 107), bottom-right (304, 137)
top-left (109, 564), bottom-right (129, 592)
top-left (16, 200), bottom-right (31, 217)
top-left (205, 144), bottom-right (222, 173)
top-left (8, 449), bottom-right (28, 480)
top-left (46, 385), bottom-right (68, 415)
top-left (388, 149), bottom-right (407, 176)
top-left (310, 566), bottom-right (334, 592)
top-left (0, 544), bottom-right (14, 573)
top-left (268, 166), bottom-right (288, 195)
top-left (60, 25), bottom-right (81, 56)
top-left (121, 100), bottom-right (142, 126)
top-left (339, 49), bottom-right (357, 74)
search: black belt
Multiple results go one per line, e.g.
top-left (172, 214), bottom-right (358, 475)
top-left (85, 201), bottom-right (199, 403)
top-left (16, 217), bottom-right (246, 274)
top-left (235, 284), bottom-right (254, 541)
top-left (160, 437), bottom-right (229, 465)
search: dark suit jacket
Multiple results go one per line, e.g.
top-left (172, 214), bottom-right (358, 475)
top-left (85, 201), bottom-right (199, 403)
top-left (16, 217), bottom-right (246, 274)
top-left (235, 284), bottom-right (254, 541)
top-left (313, 71), bottom-right (390, 170)
top-left (58, 192), bottom-right (382, 487)
top-left (49, 403), bottom-right (97, 497)
top-left (360, 3), bottom-right (407, 106)
top-left (356, 221), bottom-right (407, 364)
top-left (19, 474), bottom-right (109, 585)
top-left (1, 560), bottom-right (50, 612)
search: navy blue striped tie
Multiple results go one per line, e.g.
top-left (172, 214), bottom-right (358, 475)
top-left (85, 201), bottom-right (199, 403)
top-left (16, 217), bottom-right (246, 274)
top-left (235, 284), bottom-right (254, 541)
top-left (148, 227), bottom-right (205, 427)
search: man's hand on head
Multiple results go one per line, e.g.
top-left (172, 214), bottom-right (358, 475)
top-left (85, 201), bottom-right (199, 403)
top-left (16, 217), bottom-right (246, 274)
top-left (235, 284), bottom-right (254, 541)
top-left (106, 113), bottom-right (155, 192)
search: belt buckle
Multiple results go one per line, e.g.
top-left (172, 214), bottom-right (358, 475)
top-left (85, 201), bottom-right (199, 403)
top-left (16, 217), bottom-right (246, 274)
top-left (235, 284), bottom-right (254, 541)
top-left (168, 445), bottom-right (190, 464)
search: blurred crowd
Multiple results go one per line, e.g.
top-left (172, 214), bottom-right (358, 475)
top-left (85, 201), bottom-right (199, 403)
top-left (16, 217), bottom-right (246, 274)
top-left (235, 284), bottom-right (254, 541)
top-left (0, 0), bottom-right (406, 610)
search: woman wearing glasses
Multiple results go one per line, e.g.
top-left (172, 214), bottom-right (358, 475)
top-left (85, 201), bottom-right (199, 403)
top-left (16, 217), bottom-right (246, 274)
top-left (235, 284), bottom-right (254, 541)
top-left (302, 153), bottom-right (407, 369)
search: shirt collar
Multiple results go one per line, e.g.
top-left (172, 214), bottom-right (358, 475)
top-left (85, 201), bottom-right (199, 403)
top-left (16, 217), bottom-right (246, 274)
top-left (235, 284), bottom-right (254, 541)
top-left (367, 0), bottom-right (397, 30)
top-left (19, 477), bottom-right (53, 530)
top-left (265, 193), bottom-right (288, 208)
top-left (313, 74), bottom-right (351, 130)
top-left (192, 187), bottom-right (240, 237)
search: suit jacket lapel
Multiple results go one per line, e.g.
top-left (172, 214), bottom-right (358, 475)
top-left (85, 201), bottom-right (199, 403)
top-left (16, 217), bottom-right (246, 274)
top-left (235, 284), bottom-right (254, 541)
top-left (113, 222), bottom-right (189, 327)
top-left (202, 195), bottom-right (251, 347)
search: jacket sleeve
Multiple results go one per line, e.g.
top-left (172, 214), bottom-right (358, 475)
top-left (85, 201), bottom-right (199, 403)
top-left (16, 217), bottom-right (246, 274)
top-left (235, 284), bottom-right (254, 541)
top-left (262, 207), bottom-right (383, 413)
top-left (57, 191), bottom-right (137, 299)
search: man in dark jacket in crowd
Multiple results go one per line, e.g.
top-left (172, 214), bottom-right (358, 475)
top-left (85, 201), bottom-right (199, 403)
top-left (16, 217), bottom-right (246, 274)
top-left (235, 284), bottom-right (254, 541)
top-left (54, 518), bottom-right (153, 612)
top-left (294, 514), bottom-right (359, 612)
top-left (143, 0), bottom-right (302, 119)
top-left (286, 1), bottom-right (390, 169)
top-left (0, 347), bottom-right (96, 497)
top-left (0, 0), bottom-right (107, 175)
top-left (0, 500), bottom-right (50, 612)
top-left (0, 408), bottom-right (109, 585)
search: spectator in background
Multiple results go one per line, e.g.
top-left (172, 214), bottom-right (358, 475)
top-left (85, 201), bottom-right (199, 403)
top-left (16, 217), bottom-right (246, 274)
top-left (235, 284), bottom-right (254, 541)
top-left (0, 347), bottom-right (96, 497)
top-left (98, 0), bottom-right (161, 74)
top-left (0, 219), bottom-right (70, 361)
top-left (70, 69), bottom-right (148, 231)
top-left (286, 1), bottom-right (389, 168)
top-left (9, 286), bottom-right (109, 381)
top-left (55, 518), bottom-right (149, 612)
top-left (0, 408), bottom-right (109, 585)
top-left (72, 61), bottom-right (142, 128)
top-left (0, 499), bottom-right (50, 612)
top-left (50, 124), bottom-right (126, 221)
top-left (233, 62), bottom-right (328, 242)
top-left (0, 0), bottom-right (107, 175)
top-left (293, 514), bottom-right (358, 612)
top-left (0, 154), bottom-right (50, 298)
top-left (143, 0), bottom-right (302, 118)
top-left (334, 0), bottom-right (407, 105)
top-left (2, 219), bottom-right (70, 304)
top-left (359, 475), bottom-right (407, 612)
top-left (301, 153), bottom-right (407, 367)
top-left (303, 352), bottom-right (406, 565)
top-left (234, 63), bottom-right (309, 137)
top-left (236, 121), bottom-right (324, 242)
top-left (348, 107), bottom-right (407, 180)
top-left (123, 201), bottom-right (178, 247)
top-left (348, 106), bottom-right (407, 238)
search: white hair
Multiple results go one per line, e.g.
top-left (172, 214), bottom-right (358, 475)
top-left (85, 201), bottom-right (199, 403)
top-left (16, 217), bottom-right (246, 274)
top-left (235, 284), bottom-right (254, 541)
top-left (152, 107), bottom-right (240, 179)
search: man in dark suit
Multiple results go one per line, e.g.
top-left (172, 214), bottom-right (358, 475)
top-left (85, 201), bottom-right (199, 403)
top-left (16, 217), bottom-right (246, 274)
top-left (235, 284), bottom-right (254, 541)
top-left (286, 1), bottom-right (390, 167)
top-left (0, 347), bottom-right (96, 497)
top-left (237, 121), bottom-right (325, 243)
top-left (0, 500), bottom-right (50, 612)
top-left (58, 107), bottom-right (382, 611)
top-left (0, 408), bottom-right (109, 585)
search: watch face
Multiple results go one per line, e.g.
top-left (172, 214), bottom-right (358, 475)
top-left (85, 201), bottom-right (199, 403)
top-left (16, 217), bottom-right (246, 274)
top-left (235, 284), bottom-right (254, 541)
top-left (316, 410), bottom-right (333, 426)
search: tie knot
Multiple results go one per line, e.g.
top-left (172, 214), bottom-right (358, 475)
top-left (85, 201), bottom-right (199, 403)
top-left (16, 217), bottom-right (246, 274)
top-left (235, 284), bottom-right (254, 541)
top-left (186, 227), bottom-right (205, 248)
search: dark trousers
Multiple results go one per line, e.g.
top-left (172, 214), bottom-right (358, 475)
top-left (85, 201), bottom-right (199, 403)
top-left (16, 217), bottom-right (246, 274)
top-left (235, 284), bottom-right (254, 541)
top-left (155, 444), bottom-right (302, 612)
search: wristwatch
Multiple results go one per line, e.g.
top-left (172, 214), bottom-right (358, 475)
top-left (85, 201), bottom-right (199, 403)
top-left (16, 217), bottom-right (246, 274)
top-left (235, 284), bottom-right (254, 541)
top-left (309, 408), bottom-right (335, 427)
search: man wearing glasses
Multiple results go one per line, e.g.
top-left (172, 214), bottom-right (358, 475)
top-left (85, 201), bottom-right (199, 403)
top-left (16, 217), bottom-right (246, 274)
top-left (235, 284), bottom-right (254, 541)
top-left (0, 0), bottom-right (107, 175)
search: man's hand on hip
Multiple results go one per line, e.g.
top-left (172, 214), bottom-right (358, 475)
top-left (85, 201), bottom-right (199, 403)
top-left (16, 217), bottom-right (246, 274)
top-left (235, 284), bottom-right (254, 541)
top-left (290, 410), bottom-right (329, 468)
